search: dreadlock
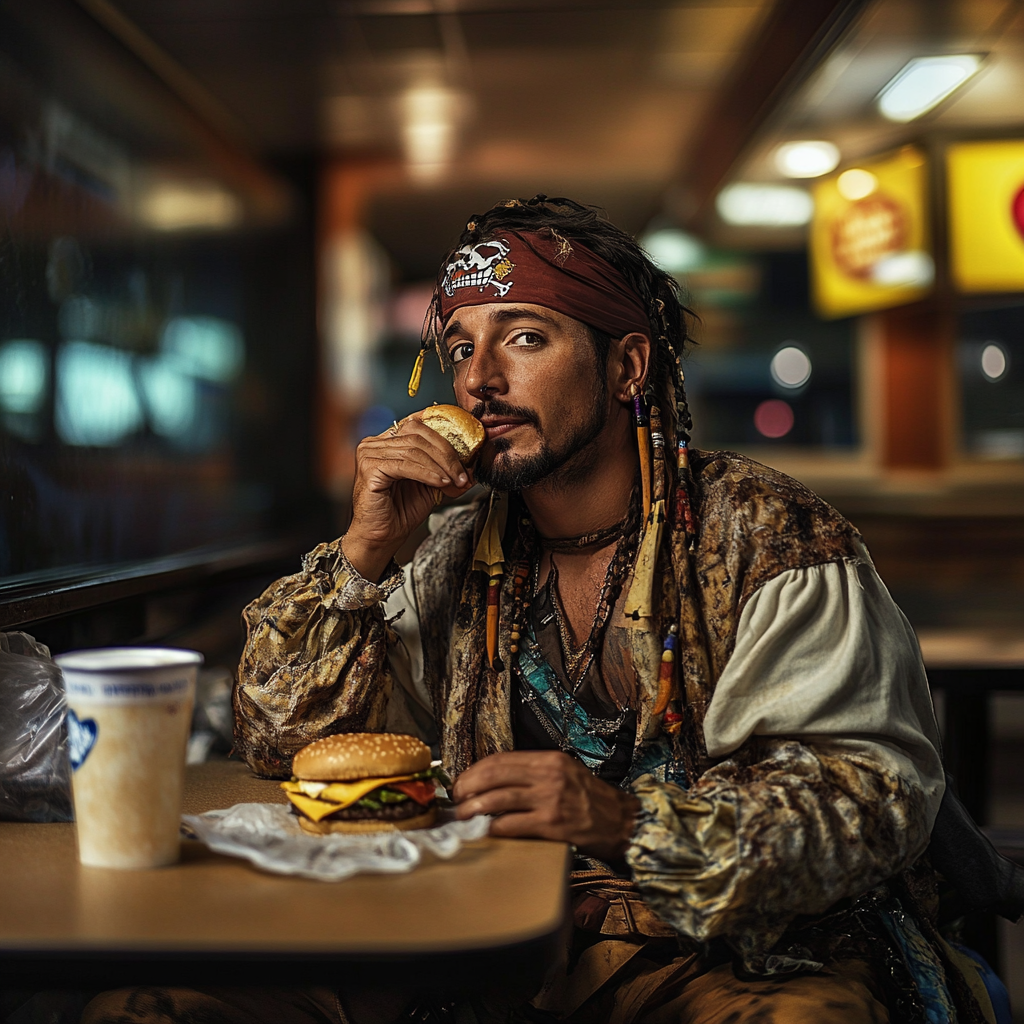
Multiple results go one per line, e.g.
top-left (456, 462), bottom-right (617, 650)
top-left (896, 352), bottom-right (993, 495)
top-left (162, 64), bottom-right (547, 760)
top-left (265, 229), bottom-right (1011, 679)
top-left (422, 194), bottom-right (698, 449)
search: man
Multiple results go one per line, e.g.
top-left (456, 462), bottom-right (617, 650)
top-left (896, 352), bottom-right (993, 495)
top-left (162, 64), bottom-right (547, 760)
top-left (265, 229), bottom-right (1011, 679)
top-left (84, 197), bottom-right (988, 1024)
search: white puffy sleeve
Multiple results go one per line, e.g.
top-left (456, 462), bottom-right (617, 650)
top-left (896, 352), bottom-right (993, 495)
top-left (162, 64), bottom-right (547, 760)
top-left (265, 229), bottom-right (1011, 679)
top-left (381, 567), bottom-right (439, 746)
top-left (702, 547), bottom-right (945, 830)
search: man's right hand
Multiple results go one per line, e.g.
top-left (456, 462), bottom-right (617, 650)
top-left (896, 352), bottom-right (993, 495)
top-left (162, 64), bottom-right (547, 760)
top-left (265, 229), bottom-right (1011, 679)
top-left (342, 415), bottom-right (475, 582)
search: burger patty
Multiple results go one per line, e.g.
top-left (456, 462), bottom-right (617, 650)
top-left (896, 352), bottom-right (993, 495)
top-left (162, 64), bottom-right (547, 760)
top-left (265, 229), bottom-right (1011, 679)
top-left (291, 798), bottom-right (433, 822)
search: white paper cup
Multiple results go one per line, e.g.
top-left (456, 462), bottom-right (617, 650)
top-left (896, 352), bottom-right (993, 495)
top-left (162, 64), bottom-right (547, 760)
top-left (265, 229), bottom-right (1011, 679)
top-left (55, 647), bottom-right (202, 869)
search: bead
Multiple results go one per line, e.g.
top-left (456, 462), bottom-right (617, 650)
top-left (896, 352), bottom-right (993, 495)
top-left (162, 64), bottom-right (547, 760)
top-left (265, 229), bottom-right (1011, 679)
top-left (511, 631), bottom-right (520, 641)
top-left (510, 645), bottom-right (518, 653)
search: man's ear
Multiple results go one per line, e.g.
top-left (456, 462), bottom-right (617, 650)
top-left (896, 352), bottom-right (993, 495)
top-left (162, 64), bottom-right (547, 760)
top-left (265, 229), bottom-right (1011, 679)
top-left (612, 332), bottom-right (652, 401)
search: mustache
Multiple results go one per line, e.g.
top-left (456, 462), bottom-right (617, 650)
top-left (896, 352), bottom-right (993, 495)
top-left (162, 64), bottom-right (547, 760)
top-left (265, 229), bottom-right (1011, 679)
top-left (470, 399), bottom-right (540, 427)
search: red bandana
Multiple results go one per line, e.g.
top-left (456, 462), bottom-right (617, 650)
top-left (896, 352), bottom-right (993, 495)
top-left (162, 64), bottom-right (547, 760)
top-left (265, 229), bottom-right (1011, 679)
top-left (438, 230), bottom-right (650, 339)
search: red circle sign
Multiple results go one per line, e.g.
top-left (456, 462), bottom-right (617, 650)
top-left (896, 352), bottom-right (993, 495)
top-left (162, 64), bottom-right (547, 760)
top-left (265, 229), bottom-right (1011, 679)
top-left (1013, 183), bottom-right (1024, 240)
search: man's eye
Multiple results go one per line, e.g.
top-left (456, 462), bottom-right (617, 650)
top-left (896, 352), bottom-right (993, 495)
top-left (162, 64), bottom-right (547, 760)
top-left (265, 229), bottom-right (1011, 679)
top-left (510, 332), bottom-right (543, 347)
top-left (449, 342), bottom-right (474, 364)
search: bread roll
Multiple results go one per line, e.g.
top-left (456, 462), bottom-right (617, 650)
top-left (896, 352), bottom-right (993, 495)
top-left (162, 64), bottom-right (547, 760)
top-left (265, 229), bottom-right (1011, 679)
top-left (292, 732), bottom-right (431, 781)
top-left (419, 404), bottom-right (485, 462)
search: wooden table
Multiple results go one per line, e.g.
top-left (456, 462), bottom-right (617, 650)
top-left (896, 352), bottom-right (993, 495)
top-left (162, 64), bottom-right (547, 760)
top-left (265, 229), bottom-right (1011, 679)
top-left (0, 761), bottom-right (571, 992)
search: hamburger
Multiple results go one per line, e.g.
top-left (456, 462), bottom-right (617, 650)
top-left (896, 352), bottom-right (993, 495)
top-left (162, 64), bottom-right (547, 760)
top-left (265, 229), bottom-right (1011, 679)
top-left (281, 733), bottom-right (444, 835)
top-left (419, 404), bottom-right (485, 463)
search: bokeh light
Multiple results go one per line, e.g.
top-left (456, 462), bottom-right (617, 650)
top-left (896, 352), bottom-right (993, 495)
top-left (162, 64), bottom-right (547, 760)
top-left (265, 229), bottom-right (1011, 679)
top-left (138, 357), bottom-right (197, 438)
top-left (56, 341), bottom-right (143, 446)
top-left (641, 229), bottom-right (707, 273)
top-left (837, 169), bottom-right (877, 201)
top-left (871, 251), bottom-right (935, 288)
top-left (981, 342), bottom-right (1008, 382)
top-left (0, 339), bottom-right (48, 414)
top-left (770, 345), bottom-right (812, 389)
top-left (716, 184), bottom-right (814, 227)
top-left (754, 399), bottom-right (795, 438)
top-left (161, 316), bottom-right (244, 383)
top-left (774, 140), bottom-right (840, 178)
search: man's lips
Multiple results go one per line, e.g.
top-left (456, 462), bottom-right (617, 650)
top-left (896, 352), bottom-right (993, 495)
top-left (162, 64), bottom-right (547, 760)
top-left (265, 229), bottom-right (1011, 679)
top-left (480, 417), bottom-right (531, 440)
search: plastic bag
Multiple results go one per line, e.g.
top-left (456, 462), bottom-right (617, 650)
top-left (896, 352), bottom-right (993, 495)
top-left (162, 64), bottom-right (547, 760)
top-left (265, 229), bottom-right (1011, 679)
top-left (0, 631), bottom-right (73, 822)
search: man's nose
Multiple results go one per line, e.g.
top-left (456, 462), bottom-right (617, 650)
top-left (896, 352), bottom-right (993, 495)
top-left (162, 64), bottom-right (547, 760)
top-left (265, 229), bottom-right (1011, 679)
top-left (463, 348), bottom-right (506, 400)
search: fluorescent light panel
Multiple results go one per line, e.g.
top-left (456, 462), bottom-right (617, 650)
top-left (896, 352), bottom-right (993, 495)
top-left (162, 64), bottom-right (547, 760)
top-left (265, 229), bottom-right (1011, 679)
top-left (877, 55), bottom-right (983, 123)
top-left (775, 141), bottom-right (840, 179)
top-left (716, 184), bottom-right (813, 227)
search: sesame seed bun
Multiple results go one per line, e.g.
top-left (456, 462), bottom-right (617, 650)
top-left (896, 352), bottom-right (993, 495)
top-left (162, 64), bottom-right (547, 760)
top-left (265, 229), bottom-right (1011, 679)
top-left (420, 404), bottom-right (485, 462)
top-left (297, 806), bottom-right (438, 835)
top-left (292, 732), bottom-right (432, 781)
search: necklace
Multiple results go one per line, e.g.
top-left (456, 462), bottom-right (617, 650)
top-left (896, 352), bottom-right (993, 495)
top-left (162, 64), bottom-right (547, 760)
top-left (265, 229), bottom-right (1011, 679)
top-left (538, 519), bottom-right (625, 553)
top-left (545, 528), bottom-right (636, 688)
top-left (505, 490), bottom-right (640, 678)
top-left (548, 563), bottom-right (595, 683)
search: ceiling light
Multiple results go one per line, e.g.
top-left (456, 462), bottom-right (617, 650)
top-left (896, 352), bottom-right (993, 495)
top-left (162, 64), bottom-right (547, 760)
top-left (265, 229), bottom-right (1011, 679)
top-left (139, 181), bottom-right (242, 231)
top-left (716, 184), bottom-right (813, 227)
top-left (641, 229), bottom-right (707, 273)
top-left (837, 169), bottom-right (878, 201)
top-left (877, 55), bottom-right (983, 123)
top-left (774, 141), bottom-right (840, 179)
top-left (401, 87), bottom-right (465, 183)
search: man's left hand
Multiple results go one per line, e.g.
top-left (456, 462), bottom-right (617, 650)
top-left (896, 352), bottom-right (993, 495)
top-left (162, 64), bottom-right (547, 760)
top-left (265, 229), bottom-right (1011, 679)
top-left (452, 750), bottom-right (640, 862)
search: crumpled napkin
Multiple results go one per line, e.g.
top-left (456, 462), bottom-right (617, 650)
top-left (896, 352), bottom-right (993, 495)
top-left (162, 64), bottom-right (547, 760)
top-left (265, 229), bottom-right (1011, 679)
top-left (182, 803), bottom-right (491, 882)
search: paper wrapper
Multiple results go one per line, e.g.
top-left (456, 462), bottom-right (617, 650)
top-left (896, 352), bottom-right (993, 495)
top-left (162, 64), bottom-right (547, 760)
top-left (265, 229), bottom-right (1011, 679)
top-left (182, 803), bottom-right (491, 882)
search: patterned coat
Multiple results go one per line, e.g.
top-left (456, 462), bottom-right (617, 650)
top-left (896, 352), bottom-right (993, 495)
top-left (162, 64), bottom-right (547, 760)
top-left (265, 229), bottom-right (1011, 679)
top-left (235, 449), bottom-right (944, 973)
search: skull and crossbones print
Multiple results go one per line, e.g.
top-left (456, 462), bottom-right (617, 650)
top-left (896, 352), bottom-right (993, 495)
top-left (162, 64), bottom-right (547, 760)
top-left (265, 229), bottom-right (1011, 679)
top-left (442, 240), bottom-right (516, 298)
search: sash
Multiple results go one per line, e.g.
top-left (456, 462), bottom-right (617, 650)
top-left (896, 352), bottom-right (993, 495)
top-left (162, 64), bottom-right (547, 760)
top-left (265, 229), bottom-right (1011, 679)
top-left (516, 626), bottom-right (684, 788)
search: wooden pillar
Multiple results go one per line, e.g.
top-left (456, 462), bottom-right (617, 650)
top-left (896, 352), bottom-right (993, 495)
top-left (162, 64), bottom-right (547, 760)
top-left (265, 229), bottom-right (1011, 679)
top-left (870, 303), bottom-right (957, 471)
top-left (315, 158), bottom-right (396, 500)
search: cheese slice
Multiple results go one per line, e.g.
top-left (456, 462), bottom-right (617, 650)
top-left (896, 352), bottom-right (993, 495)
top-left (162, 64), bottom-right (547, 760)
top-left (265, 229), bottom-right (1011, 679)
top-left (285, 791), bottom-right (347, 822)
top-left (279, 773), bottom-right (418, 817)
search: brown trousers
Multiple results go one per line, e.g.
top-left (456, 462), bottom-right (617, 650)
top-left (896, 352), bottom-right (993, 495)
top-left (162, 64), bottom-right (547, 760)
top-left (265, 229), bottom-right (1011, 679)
top-left (80, 958), bottom-right (888, 1024)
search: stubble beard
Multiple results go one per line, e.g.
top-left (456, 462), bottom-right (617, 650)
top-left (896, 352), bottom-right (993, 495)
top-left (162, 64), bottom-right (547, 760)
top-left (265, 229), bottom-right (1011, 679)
top-left (473, 380), bottom-right (608, 493)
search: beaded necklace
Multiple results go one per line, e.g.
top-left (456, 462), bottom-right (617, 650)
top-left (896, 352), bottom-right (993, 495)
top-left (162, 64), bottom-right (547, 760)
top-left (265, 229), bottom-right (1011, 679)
top-left (506, 498), bottom-right (640, 690)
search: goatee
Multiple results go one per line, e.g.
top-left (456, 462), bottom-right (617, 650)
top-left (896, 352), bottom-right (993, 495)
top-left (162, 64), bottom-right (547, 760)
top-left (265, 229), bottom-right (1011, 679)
top-left (472, 388), bottom-right (607, 492)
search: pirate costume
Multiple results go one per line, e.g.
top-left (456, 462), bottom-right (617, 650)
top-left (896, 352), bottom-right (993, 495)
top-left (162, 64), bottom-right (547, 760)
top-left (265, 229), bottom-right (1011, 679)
top-left (228, 228), bottom-right (992, 1023)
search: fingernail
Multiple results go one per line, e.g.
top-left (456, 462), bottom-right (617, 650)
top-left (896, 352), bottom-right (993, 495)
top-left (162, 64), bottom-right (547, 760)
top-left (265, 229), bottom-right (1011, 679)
top-left (441, 476), bottom-right (451, 484)
top-left (458, 473), bottom-right (468, 486)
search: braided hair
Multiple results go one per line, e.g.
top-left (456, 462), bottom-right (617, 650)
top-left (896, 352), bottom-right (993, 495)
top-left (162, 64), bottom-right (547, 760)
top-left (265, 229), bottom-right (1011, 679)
top-left (422, 194), bottom-right (698, 448)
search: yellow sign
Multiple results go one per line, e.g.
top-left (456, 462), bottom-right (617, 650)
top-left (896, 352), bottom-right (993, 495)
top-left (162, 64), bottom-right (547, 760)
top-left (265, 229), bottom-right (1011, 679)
top-left (811, 147), bottom-right (932, 319)
top-left (948, 140), bottom-right (1024, 293)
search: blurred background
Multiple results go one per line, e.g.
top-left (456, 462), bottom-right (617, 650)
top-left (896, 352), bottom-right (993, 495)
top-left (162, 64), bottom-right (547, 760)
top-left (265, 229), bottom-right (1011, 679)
top-left (0, 0), bottom-right (1022, 1005)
